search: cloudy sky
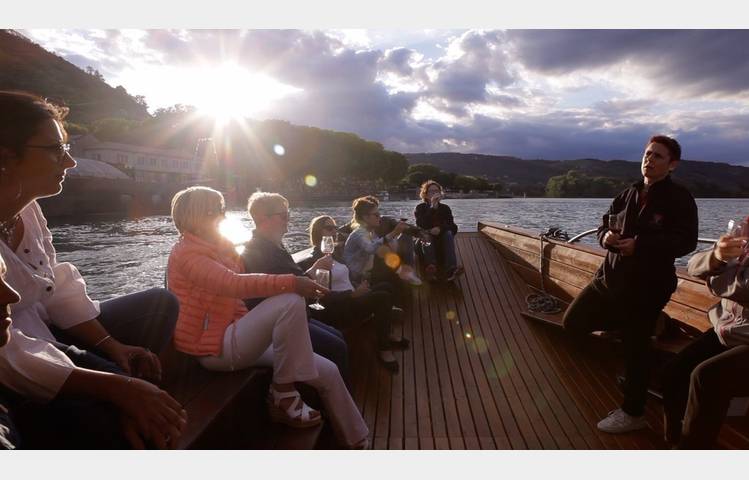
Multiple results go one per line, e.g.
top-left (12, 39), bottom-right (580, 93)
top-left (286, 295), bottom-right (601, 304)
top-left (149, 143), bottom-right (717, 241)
top-left (21, 29), bottom-right (749, 164)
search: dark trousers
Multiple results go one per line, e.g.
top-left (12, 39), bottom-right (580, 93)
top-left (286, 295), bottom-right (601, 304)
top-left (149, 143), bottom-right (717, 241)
top-left (317, 284), bottom-right (395, 350)
top-left (419, 230), bottom-right (458, 274)
top-left (661, 329), bottom-right (749, 448)
top-left (12, 288), bottom-right (179, 449)
top-left (563, 283), bottom-right (669, 416)
top-left (53, 287), bottom-right (179, 354)
top-left (308, 318), bottom-right (350, 389)
top-left (371, 257), bottom-right (408, 308)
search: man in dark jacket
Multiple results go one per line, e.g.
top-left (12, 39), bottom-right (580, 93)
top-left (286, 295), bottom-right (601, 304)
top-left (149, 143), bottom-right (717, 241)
top-left (563, 135), bottom-right (698, 434)
top-left (240, 192), bottom-right (351, 387)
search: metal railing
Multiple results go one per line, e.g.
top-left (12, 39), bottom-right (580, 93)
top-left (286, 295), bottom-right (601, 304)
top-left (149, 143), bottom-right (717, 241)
top-left (566, 228), bottom-right (718, 245)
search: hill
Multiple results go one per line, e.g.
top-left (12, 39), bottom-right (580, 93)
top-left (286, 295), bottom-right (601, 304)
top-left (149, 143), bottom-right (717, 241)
top-left (0, 29), bottom-right (149, 124)
top-left (406, 152), bottom-right (749, 197)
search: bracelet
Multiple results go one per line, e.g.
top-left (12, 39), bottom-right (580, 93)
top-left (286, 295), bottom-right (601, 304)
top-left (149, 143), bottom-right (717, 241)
top-left (94, 334), bottom-right (112, 348)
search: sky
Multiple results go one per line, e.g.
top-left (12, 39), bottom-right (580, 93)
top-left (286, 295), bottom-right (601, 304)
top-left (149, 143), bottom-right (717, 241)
top-left (20, 28), bottom-right (749, 164)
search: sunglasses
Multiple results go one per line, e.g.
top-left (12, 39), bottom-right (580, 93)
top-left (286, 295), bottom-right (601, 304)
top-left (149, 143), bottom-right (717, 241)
top-left (25, 143), bottom-right (71, 164)
top-left (269, 211), bottom-right (289, 220)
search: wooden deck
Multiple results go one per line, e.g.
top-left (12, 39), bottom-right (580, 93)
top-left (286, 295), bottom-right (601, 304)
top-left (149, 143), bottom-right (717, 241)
top-left (347, 232), bottom-right (745, 450)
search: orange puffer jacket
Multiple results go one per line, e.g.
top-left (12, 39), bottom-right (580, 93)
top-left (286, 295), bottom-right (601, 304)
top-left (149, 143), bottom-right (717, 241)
top-left (167, 232), bottom-right (297, 356)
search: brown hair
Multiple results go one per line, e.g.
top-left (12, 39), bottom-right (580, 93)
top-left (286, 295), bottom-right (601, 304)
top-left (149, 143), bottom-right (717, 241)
top-left (0, 91), bottom-right (69, 163)
top-left (419, 180), bottom-right (443, 201)
top-left (648, 135), bottom-right (681, 162)
top-left (309, 215), bottom-right (336, 248)
top-left (351, 195), bottom-right (379, 227)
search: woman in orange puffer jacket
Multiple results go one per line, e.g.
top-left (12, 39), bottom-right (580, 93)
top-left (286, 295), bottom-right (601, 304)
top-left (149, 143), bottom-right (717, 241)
top-left (167, 186), bottom-right (368, 448)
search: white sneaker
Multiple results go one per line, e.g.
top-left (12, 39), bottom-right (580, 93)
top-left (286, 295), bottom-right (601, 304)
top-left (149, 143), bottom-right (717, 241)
top-left (397, 266), bottom-right (422, 286)
top-left (596, 409), bottom-right (647, 433)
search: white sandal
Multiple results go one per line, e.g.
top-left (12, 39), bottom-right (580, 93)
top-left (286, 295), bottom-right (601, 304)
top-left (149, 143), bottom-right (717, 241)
top-left (267, 386), bottom-right (323, 429)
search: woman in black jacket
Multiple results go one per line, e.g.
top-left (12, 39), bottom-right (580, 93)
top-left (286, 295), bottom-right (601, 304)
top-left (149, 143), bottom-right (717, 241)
top-left (414, 180), bottom-right (464, 282)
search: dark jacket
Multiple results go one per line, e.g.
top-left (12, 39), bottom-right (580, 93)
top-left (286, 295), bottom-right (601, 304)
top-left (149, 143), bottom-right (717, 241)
top-left (593, 175), bottom-right (698, 300)
top-left (414, 202), bottom-right (458, 236)
top-left (241, 232), bottom-right (351, 309)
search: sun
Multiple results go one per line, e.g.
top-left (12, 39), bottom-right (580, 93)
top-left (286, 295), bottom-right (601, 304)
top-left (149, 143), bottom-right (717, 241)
top-left (193, 63), bottom-right (300, 123)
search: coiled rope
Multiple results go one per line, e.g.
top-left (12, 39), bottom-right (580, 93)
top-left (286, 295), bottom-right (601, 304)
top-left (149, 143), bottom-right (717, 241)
top-left (525, 227), bottom-right (568, 315)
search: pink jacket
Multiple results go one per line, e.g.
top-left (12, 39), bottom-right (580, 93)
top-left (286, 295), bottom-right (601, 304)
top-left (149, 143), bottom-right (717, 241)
top-left (167, 233), bottom-right (297, 356)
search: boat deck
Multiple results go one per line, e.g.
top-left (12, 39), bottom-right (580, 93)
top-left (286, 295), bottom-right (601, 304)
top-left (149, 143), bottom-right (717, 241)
top-left (347, 232), bottom-right (745, 449)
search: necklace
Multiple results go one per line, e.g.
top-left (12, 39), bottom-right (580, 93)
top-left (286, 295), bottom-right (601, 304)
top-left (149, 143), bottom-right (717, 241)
top-left (0, 215), bottom-right (19, 245)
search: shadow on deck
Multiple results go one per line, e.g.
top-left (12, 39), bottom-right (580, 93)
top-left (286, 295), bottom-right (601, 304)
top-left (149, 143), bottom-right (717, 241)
top-left (347, 232), bottom-right (747, 450)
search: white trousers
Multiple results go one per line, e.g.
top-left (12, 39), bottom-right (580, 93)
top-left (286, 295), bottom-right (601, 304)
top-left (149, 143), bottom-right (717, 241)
top-left (199, 293), bottom-right (368, 446)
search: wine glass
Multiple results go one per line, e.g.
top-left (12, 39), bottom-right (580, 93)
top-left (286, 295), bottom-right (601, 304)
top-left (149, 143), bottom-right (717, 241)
top-left (308, 268), bottom-right (329, 311)
top-left (608, 212), bottom-right (623, 235)
top-left (321, 235), bottom-right (335, 255)
top-left (421, 232), bottom-right (432, 247)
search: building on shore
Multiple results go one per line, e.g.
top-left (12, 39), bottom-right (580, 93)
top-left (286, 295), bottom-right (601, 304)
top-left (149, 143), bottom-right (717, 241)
top-left (70, 134), bottom-right (202, 184)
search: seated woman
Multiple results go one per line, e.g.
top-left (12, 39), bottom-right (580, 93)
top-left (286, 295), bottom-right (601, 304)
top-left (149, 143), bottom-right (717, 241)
top-left (0, 90), bottom-right (184, 448)
top-left (167, 186), bottom-right (368, 448)
top-left (308, 215), bottom-right (409, 373)
top-left (343, 196), bottom-right (411, 306)
top-left (414, 180), bottom-right (464, 282)
top-left (661, 233), bottom-right (749, 449)
top-left (0, 251), bottom-right (187, 449)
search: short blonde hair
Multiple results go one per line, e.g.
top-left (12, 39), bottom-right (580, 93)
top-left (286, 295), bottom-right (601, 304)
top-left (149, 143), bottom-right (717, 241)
top-left (247, 191), bottom-right (288, 222)
top-left (170, 186), bottom-right (224, 235)
top-left (351, 195), bottom-right (379, 227)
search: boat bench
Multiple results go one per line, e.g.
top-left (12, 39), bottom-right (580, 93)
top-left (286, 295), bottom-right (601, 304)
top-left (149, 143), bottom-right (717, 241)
top-left (158, 344), bottom-right (325, 449)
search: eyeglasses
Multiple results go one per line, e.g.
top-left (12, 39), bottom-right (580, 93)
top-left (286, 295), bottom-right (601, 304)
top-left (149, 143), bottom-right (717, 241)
top-left (25, 143), bottom-right (71, 164)
top-left (367, 212), bottom-right (381, 218)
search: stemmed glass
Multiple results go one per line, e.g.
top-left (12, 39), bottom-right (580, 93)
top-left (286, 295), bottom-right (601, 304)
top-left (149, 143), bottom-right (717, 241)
top-left (321, 235), bottom-right (335, 255)
top-left (608, 212), bottom-right (624, 235)
top-left (308, 268), bottom-right (329, 311)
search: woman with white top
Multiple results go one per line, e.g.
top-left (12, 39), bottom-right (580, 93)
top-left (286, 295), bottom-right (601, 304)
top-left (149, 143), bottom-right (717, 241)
top-left (0, 91), bottom-right (185, 448)
top-left (310, 215), bottom-right (409, 373)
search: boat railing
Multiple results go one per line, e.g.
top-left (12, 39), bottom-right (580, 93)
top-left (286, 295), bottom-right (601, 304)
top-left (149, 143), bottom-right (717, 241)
top-left (566, 228), bottom-right (718, 245)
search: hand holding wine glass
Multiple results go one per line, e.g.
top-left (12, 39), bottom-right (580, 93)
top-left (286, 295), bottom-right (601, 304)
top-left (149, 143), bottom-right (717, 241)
top-left (321, 235), bottom-right (335, 255)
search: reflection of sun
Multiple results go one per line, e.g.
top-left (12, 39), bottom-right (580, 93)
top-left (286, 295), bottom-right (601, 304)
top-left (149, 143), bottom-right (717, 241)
top-left (219, 215), bottom-right (252, 254)
top-left (193, 63), bottom-right (299, 124)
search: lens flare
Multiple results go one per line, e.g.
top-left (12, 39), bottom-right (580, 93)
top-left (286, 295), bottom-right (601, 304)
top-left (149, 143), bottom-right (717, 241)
top-left (446, 310), bottom-right (456, 321)
top-left (304, 175), bottom-right (318, 187)
top-left (465, 332), bottom-right (472, 339)
top-left (273, 144), bottom-right (285, 156)
top-left (384, 252), bottom-right (401, 270)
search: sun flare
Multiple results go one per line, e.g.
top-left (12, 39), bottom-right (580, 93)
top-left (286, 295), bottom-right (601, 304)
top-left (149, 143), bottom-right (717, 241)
top-left (192, 63), bottom-right (300, 123)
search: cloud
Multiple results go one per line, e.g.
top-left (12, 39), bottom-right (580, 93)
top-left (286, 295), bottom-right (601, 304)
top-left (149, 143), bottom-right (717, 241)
top-left (508, 30), bottom-right (749, 97)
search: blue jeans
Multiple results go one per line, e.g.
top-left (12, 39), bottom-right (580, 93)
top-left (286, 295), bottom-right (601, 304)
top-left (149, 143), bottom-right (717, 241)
top-left (420, 230), bottom-right (458, 274)
top-left (309, 318), bottom-right (350, 391)
top-left (14, 288), bottom-right (179, 449)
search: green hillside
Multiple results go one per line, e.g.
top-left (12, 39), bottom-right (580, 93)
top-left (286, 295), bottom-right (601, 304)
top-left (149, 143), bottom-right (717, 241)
top-left (0, 29), bottom-right (149, 124)
top-left (406, 152), bottom-right (749, 198)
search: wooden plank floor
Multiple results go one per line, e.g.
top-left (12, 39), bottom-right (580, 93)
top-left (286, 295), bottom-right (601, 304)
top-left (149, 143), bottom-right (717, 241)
top-left (347, 232), bottom-right (672, 449)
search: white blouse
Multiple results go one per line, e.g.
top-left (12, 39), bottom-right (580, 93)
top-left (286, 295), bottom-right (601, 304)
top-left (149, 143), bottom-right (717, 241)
top-left (330, 260), bottom-right (354, 292)
top-left (0, 201), bottom-right (100, 342)
top-left (0, 201), bottom-right (99, 401)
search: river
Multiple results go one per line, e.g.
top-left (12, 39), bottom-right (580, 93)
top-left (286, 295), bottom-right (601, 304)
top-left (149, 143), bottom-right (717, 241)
top-left (47, 198), bottom-right (749, 300)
